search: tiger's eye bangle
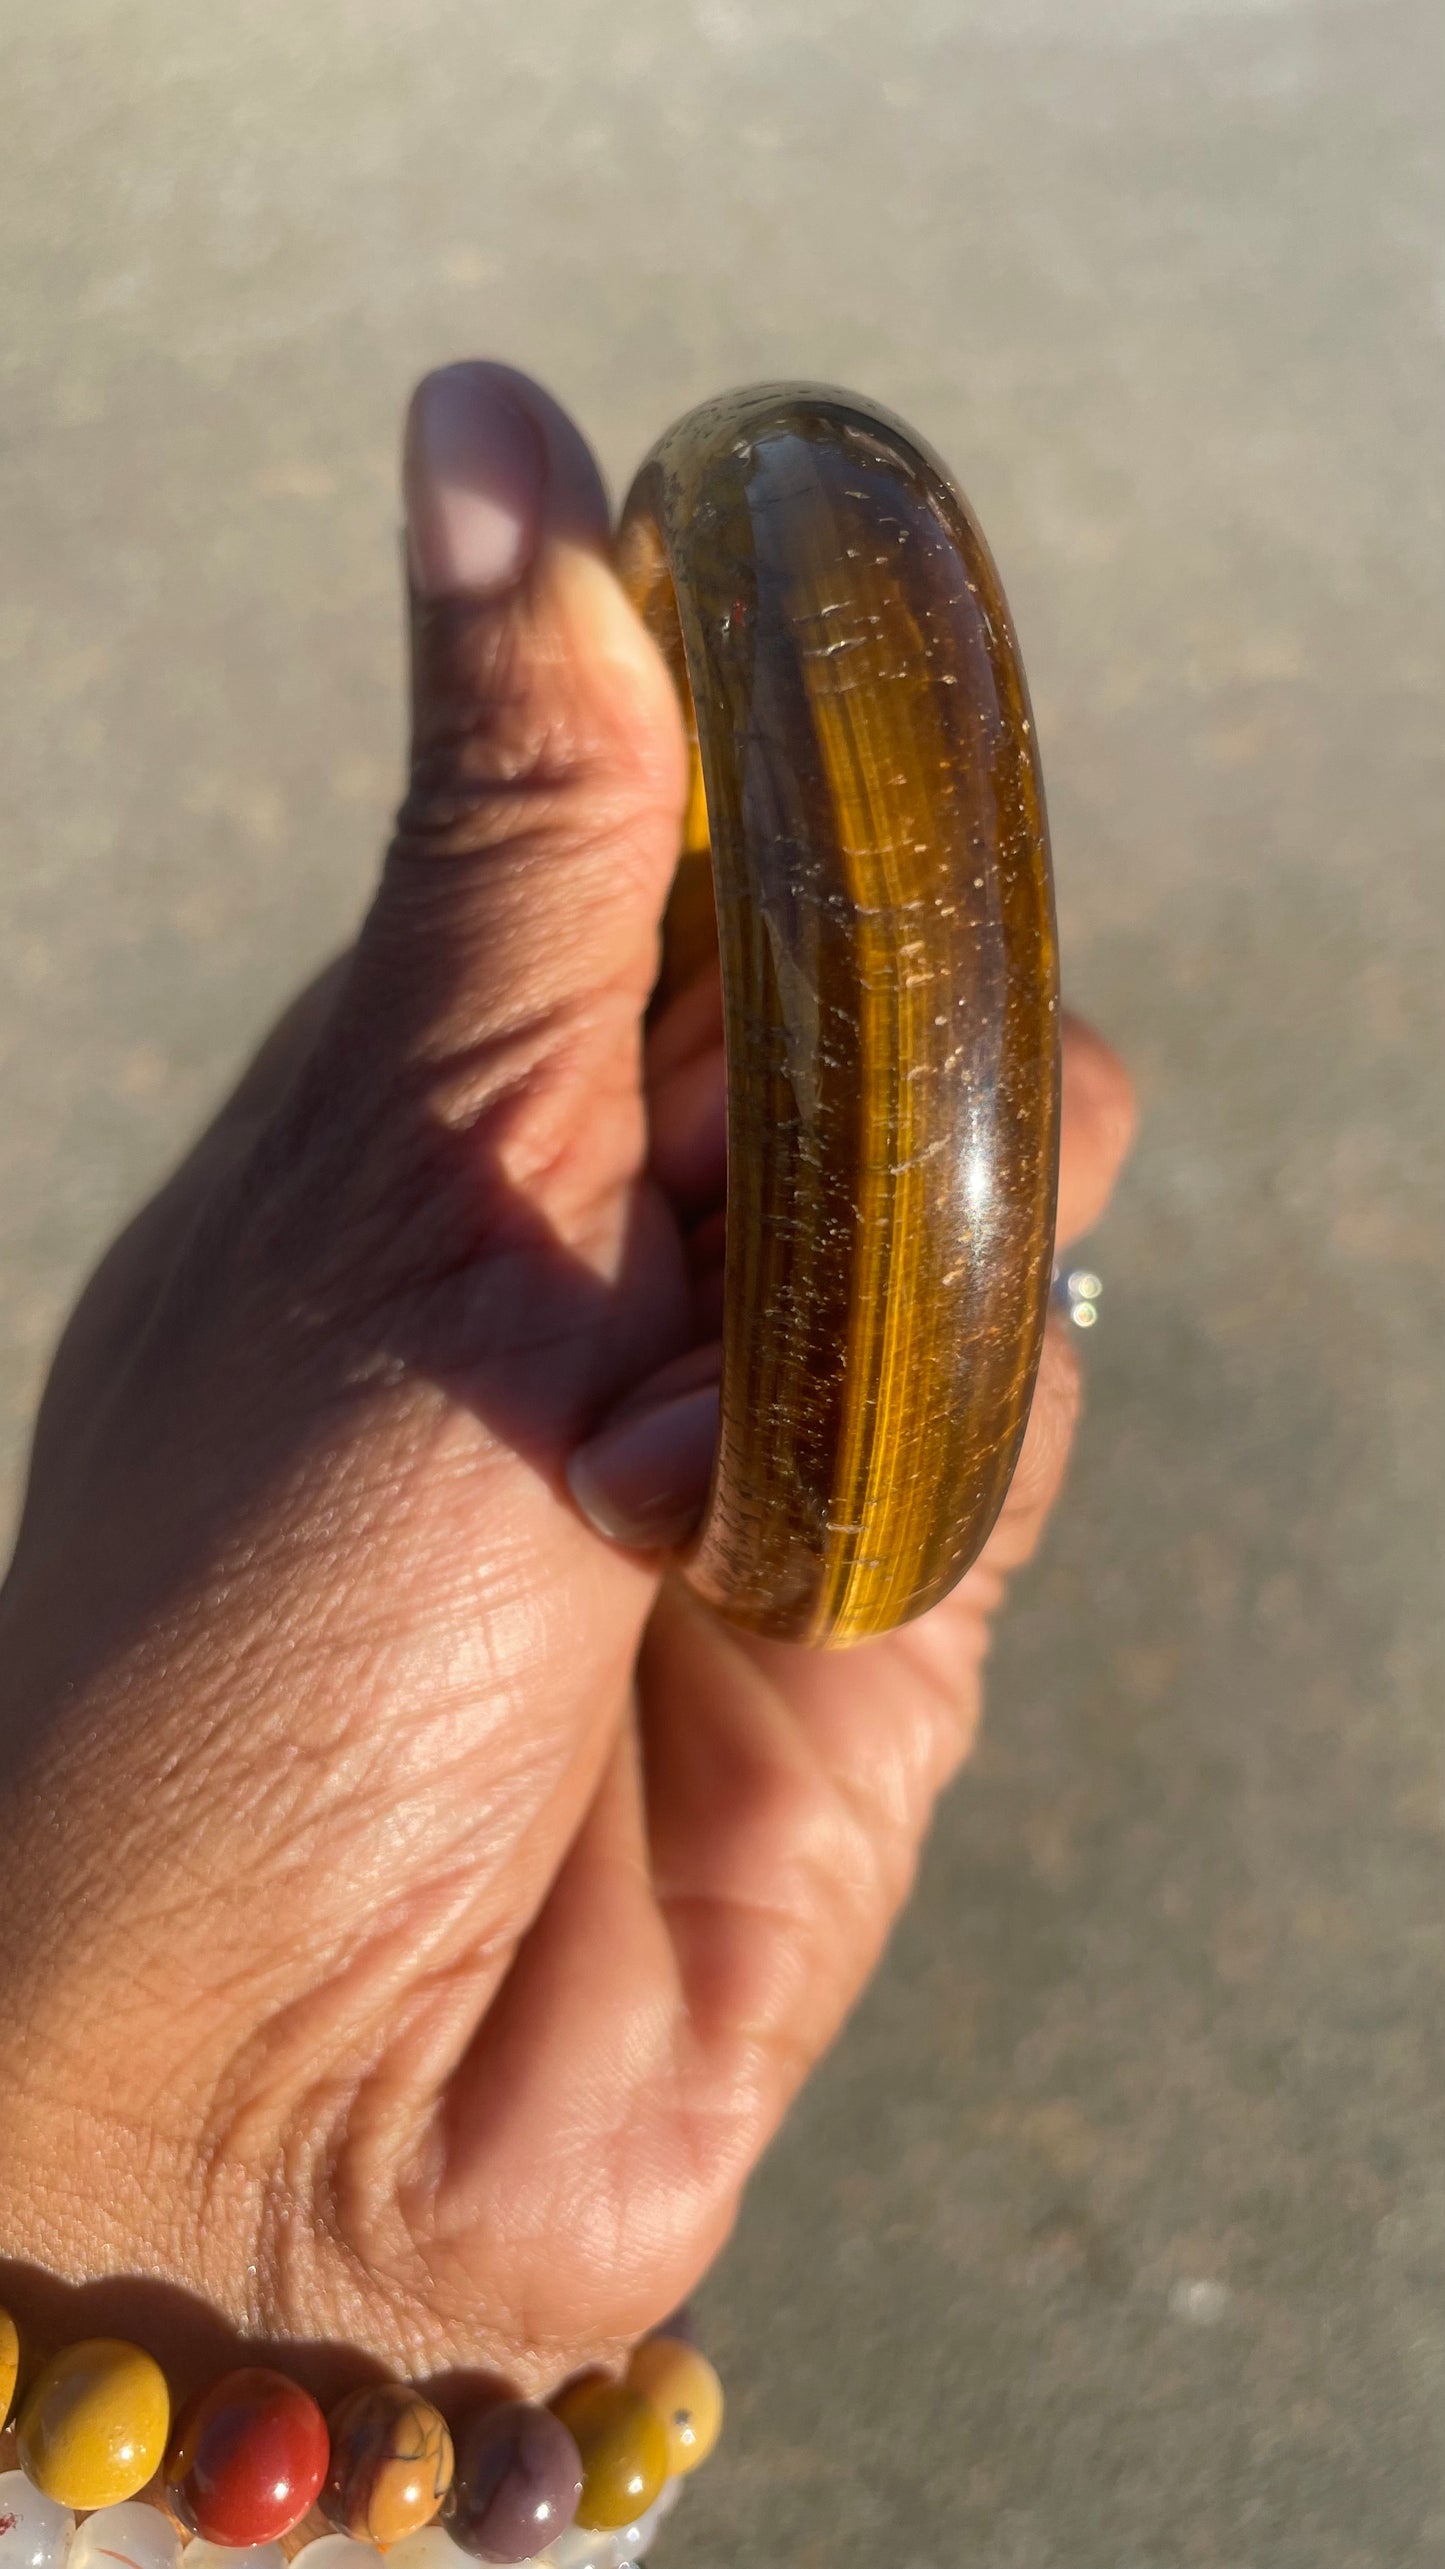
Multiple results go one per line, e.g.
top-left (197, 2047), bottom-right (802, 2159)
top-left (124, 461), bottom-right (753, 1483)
top-left (618, 384), bottom-right (1060, 1645)
top-left (0, 2307), bottom-right (720, 2569)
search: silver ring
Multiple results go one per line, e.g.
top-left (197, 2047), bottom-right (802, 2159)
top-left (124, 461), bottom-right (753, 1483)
top-left (1052, 1262), bottom-right (1103, 1329)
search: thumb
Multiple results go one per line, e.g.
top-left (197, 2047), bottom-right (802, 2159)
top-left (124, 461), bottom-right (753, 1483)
top-left (326, 363), bottom-right (687, 1227)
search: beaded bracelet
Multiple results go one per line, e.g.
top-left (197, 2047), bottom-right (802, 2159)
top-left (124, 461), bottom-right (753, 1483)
top-left (0, 2308), bottom-right (721, 2569)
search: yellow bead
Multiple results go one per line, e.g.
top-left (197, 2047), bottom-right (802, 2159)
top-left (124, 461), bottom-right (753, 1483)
top-left (625, 2337), bottom-right (723, 2475)
top-left (17, 2338), bottom-right (171, 2510)
top-left (550, 2380), bottom-right (668, 2534)
top-left (0, 2307), bottom-right (18, 2430)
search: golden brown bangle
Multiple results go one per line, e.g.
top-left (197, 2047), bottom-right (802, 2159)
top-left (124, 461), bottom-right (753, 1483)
top-left (618, 384), bottom-right (1060, 1647)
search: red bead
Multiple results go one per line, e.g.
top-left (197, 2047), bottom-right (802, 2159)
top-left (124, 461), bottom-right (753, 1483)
top-left (166, 2366), bottom-right (329, 2546)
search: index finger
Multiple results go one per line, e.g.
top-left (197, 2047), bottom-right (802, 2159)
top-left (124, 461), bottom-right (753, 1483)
top-left (1056, 1009), bottom-right (1137, 1246)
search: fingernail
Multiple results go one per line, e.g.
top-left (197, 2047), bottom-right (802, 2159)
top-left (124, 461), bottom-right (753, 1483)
top-left (404, 364), bottom-right (544, 598)
top-left (567, 1384), bottom-right (720, 1551)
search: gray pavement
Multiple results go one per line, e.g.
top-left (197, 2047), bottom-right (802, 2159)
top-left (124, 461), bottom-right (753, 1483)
top-left (2, 1), bottom-right (1441, 2560)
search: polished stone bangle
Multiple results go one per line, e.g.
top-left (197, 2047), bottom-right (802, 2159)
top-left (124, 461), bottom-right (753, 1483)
top-left (0, 2306), bottom-right (720, 2569)
top-left (618, 384), bottom-right (1060, 1647)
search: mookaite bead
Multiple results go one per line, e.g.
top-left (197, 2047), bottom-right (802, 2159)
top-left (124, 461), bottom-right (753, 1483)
top-left (549, 2384), bottom-right (667, 2536)
top-left (381, 2526), bottom-right (478, 2569)
top-left (617, 2474), bottom-right (681, 2559)
top-left (321, 2382), bottom-right (453, 2545)
top-left (69, 2502), bottom-right (182, 2569)
top-left (545, 2482), bottom-right (676, 2569)
top-left (542, 2527), bottom-right (604, 2569)
top-left (625, 2339), bottom-right (721, 2477)
top-left (0, 2466), bottom-right (74, 2569)
top-left (166, 2367), bottom-right (328, 2546)
top-left (544, 2529), bottom-right (615, 2569)
top-left (0, 2311), bottom-right (18, 2431)
top-left (291, 2540), bottom-right (379, 2569)
top-left (17, 2338), bottom-right (171, 2510)
top-left (582, 2475), bottom-right (680, 2569)
top-left (451, 2402), bottom-right (582, 2563)
top-left (178, 2541), bottom-right (286, 2569)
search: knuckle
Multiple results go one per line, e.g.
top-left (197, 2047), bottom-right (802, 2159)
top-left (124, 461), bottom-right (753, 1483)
top-left (396, 699), bottom-right (604, 866)
top-left (397, 593), bottom-right (660, 868)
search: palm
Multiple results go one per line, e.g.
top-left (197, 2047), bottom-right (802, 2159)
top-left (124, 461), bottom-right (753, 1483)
top-left (1, 977), bottom-right (1021, 2383)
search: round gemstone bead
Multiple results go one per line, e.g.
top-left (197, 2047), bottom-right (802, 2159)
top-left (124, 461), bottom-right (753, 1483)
top-left (550, 2384), bottom-right (667, 2537)
top-left (321, 2382), bottom-right (454, 2545)
top-left (450, 2402), bottom-right (582, 2563)
top-left (383, 2526), bottom-right (479, 2569)
top-left (606, 2474), bottom-right (680, 2563)
top-left (545, 2530), bottom-right (615, 2569)
top-left (17, 2338), bottom-right (171, 2510)
top-left (547, 2490), bottom-right (678, 2569)
top-left (69, 2503), bottom-right (183, 2569)
top-left (0, 2467), bottom-right (74, 2569)
top-left (166, 2366), bottom-right (329, 2545)
top-left (545, 2486), bottom-right (673, 2569)
top-left (0, 2310), bottom-right (18, 2432)
top-left (291, 2541), bottom-right (380, 2569)
top-left (179, 2542), bottom-right (287, 2569)
top-left (625, 2338), bottom-right (722, 2476)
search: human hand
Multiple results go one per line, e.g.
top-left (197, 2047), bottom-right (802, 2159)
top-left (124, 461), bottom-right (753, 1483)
top-left (0, 363), bottom-right (1134, 2394)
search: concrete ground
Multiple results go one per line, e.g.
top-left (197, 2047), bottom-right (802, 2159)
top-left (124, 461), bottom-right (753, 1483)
top-left (1, 1), bottom-right (1441, 2561)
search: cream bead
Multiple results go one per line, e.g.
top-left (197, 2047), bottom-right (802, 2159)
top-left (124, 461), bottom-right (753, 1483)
top-left (180, 2542), bottom-right (287, 2569)
top-left (383, 2529), bottom-right (478, 2569)
top-left (69, 2506), bottom-right (182, 2569)
top-left (291, 2543), bottom-right (380, 2569)
top-left (607, 2476), bottom-right (680, 2561)
top-left (543, 2505), bottom-right (680, 2569)
top-left (0, 2471), bottom-right (74, 2569)
top-left (544, 2532), bottom-right (615, 2569)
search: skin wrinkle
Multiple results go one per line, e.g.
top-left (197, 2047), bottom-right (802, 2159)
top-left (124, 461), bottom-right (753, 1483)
top-left (7, 1485), bottom-right (594, 2103)
top-left (641, 1616), bottom-right (906, 2046)
top-left (199, 1746), bottom-right (627, 2341)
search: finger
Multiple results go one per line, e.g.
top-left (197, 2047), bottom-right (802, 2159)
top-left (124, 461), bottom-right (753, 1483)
top-left (952, 1318), bottom-right (1081, 1587)
top-left (315, 362), bottom-right (688, 1241)
top-left (439, 1075), bottom-right (1101, 2329)
top-left (646, 963), bottom-right (727, 1210)
top-left (600, 1317), bottom-right (1082, 2179)
top-left (572, 1009), bottom-right (1129, 1549)
top-left (646, 991), bottom-right (1134, 1234)
top-left (432, 1722), bottom-right (739, 2351)
top-left (1056, 1008), bottom-right (1136, 1246)
top-left (567, 1345), bottom-right (722, 1551)
top-left (733, 1317), bottom-right (1083, 1758)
